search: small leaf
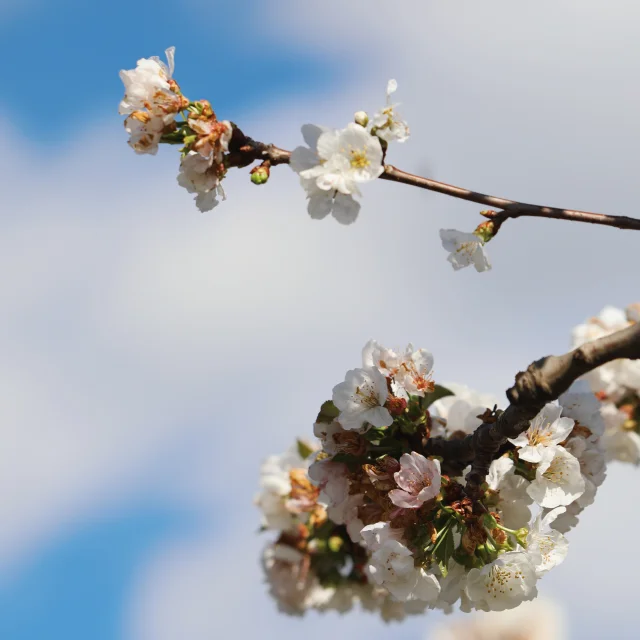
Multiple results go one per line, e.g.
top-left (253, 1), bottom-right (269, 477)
top-left (316, 400), bottom-right (339, 424)
top-left (433, 526), bottom-right (455, 573)
top-left (297, 439), bottom-right (315, 460)
top-left (422, 384), bottom-right (454, 409)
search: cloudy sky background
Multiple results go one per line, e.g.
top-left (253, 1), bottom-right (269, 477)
top-left (0, 1), bottom-right (638, 638)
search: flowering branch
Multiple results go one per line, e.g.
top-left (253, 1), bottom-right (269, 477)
top-left (423, 321), bottom-right (640, 489)
top-left (118, 48), bottom-right (640, 271)
top-left (228, 127), bottom-right (640, 233)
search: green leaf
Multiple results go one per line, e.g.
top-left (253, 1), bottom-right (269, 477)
top-left (316, 400), bottom-right (339, 424)
top-left (363, 426), bottom-right (389, 442)
top-left (422, 384), bottom-right (454, 409)
top-left (297, 439), bottom-right (315, 460)
top-left (433, 526), bottom-right (455, 573)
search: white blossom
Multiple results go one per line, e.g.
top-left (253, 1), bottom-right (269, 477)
top-left (119, 46), bottom-right (182, 120)
top-left (389, 452), bottom-right (441, 509)
top-left (487, 456), bottom-right (532, 529)
top-left (255, 445), bottom-right (310, 531)
top-left (187, 117), bottom-right (232, 164)
top-left (526, 507), bottom-right (569, 576)
top-left (308, 458), bottom-right (349, 510)
top-left (297, 123), bottom-right (384, 195)
top-left (431, 383), bottom-right (501, 437)
top-left (559, 380), bottom-right (605, 437)
top-left (393, 345), bottom-right (435, 398)
top-left (362, 339), bottom-right (401, 377)
top-left (465, 551), bottom-right (538, 612)
top-left (433, 561), bottom-right (467, 610)
top-left (290, 124), bottom-right (362, 224)
top-left (572, 306), bottom-right (638, 399)
top-left (526, 446), bottom-right (585, 508)
top-left (177, 151), bottom-right (226, 212)
top-left (370, 79), bottom-right (410, 143)
top-left (262, 543), bottom-right (331, 615)
top-left (313, 419), bottom-right (347, 456)
top-left (123, 111), bottom-right (167, 155)
top-left (362, 522), bottom-right (441, 603)
top-left (563, 435), bottom-right (606, 507)
top-left (508, 403), bottom-right (575, 463)
top-left (332, 367), bottom-right (393, 431)
top-left (439, 229), bottom-right (491, 272)
top-left (601, 402), bottom-right (640, 464)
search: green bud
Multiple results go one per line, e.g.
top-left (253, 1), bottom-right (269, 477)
top-left (473, 220), bottom-right (496, 243)
top-left (328, 536), bottom-right (344, 553)
top-left (250, 165), bottom-right (270, 185)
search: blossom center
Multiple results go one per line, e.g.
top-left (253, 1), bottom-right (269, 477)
top-left (355, 383), bottom-right (378, 408)
top-left (350, 149), bottom-right (370, 169)
top-left (485, 565), bottom-right (523, 597)
top-left (543, 457), bottom-right (567, 484)
top-left (528, 422), bottom-right (554, 446)
top-left (456, 241), bottom-right (476, 257)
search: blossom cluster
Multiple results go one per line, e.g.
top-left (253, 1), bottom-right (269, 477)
top-left (572, 303), bottom-right (640, 465)
top-left (119, 47), bottom-right (233, 211)
top-left (118, 49), bottom-right (495, 271)
top-left (255, 340), bottom-right (607, 618)
top-left (289, 80), bottom-right (408, 225)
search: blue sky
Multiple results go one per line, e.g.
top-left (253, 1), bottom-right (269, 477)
top-left (0, 503), bottom-right (200, 640)
top-left (0, 0), bottom-right (334, 145)
top-left (0, 1), bottom-right (335, 637)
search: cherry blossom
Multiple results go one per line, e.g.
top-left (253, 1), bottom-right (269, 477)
top-left (298, 123), bottom-right (384, 195)
top-left (370, 79), bottom-right (410, 143)
top-left (177, 151), bottom-right (226, 213)
top-left (362, 523), bottom-right (441, 603)
top-left (290, 124), bottom-right (362, 224)
top-left (393, 345), bottom-right (435, 398)
top-left (255, 444), bottom-right (312, 531)
top-left (432, 383), bottom-right (500, 436)
top-left (465, 552), bottom-right (538, 612)
top-left (526, 507), bottom-right (569, 576)
top-left (389, 452), bottom-right (441, 509)
top-left (332, 367), bottom-right (393, 431)
top-left (508, 403), bottom-right (575, 463)
top-left (439, 229), bottom-right (491, 272)
top-left (527, 446), bottom-right (585, 508)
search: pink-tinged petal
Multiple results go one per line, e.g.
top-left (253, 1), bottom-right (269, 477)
top-left (394, 465), bottom-right (422, 493)
top-left (389, 489), bottom-right (422, 509)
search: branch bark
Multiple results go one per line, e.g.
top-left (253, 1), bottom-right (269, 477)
top-left (228, 129), bottom-right (640, 232)
top-left (423, 322), bottom-right (640, 490)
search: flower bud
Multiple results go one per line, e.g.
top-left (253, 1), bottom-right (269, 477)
top-left (354, 111), bottom-right (369, 127)
top-left (473, 220), bottom-right (497, 243)
top-left (250, 164), bottom-right (270, 185)
top-left (328, 536), bottom-right (344, 552)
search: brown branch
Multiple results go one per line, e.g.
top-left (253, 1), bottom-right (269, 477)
top-left (422, 321), bottom-right (640, 490)
top-left (227, 127), bottom-right (640, 232)
top-left (381, 166), bottom-right (640, 232)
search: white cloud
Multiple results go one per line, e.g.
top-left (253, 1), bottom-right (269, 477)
top-left (1, 1), bottom-right (640, 637)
